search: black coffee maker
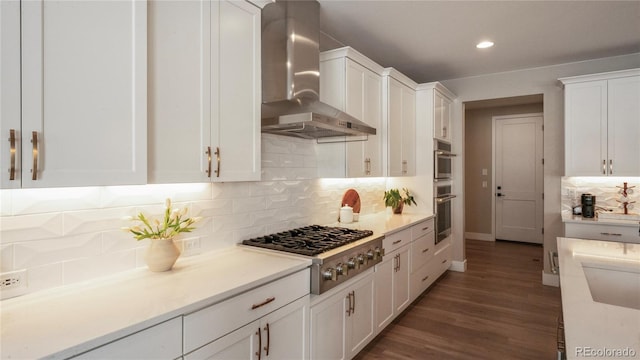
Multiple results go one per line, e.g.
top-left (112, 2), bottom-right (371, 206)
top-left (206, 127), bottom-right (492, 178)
top-left (581, 193), bottom-right (596, 218)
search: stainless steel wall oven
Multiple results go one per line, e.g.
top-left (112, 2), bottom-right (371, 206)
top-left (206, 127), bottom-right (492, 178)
top-left (434, 183), bottom-right (455, 244)
top-left (434, 140), bottom-right (455, 180)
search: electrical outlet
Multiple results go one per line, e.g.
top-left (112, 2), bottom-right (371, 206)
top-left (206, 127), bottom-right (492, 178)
top-left (182, 238), bottom-right (201, 256)
top-left (0, 269), bottom-right (28, 299)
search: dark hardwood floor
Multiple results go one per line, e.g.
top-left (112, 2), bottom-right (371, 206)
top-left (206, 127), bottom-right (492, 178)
top-left (354, 239), bottom-right (562, 360)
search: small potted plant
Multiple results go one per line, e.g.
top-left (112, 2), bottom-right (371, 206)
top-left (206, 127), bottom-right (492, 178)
top-left (123, 198), bottom-right (201, 272)
top-left (383, 188), bottom-right (417, 214)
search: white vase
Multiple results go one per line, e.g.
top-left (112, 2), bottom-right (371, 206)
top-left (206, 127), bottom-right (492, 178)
top-left (144, 238), bottom-right (181, 272)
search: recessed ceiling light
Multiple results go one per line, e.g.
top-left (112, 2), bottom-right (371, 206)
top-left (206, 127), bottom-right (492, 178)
top-left (476, 41), bottom-right (494, 49)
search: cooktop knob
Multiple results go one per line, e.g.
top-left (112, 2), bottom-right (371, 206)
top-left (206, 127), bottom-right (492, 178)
top-left (366, 250), bottom-right (374, 260)
top-left (347, 258), bottom-right (357, 269)
top-left (323, 268), bottom-right (337, 281)
top-left (357, 254), bottom-right (366, 265)
top-left (336, 263), bottom-right (348, 276)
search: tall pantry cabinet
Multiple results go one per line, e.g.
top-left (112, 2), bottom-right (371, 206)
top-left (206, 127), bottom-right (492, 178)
top-left (1, 0), bottom-right (147, 188)
top-left (148, 0), bottom-right (261, 183)
top-left (561, 69), bottom-right (640, 176)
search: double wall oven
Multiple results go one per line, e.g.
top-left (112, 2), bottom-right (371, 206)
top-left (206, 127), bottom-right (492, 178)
top-left (434, 140), bottom-right (456, 244)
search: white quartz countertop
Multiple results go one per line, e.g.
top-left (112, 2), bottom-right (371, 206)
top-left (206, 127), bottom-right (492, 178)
top-left (0, 247), bottom-right (311, 359)
top-left (557, 237), bottom-right (640, 359)
top-left (330, 211), bottom-right (434, 236)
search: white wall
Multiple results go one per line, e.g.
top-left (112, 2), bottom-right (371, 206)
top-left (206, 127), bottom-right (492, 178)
top-left (441, 53), bottom-right (640, 280)
top-left (0, 134), bottom-right (386, 298)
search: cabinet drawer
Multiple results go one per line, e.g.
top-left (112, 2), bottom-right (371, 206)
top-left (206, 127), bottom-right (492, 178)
top-left (411, 218), bottom-right (435, 240)
top-left (383, 228), bottom-right (411, 253)
top-left (410, 232), bottom-right (435, 273)
top-left (183, 268), bottom-right (310, 354)
top-left (74, 317), bottom-right (182, 359)
top-left (565, 222), bottom-right (640, 243)
top-left (433, 241), bottom-right (452, 277)
top-left (410, 262), bottom-right (436, 302)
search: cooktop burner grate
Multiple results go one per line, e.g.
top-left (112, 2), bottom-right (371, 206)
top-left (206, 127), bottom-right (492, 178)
top-left (242, 225), bottom-right (374, 256)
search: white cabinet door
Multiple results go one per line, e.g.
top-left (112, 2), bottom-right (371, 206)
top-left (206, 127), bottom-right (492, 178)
top-left (387, 77), bottom-right (415, 177)
top-left (345, 59), bottom-right (383, 178)
top-left (215, 0), bottom-right (261, 182)
top-left (608, 75), bottom-right (640, 176)
top-left (76, 317), bottom-right (182, 360)
top-left (148, 0), bottom-right (260, 183)
top-left (433, 90), bottom-right (452, 142)
top-left (564, 80), bottom-right (608, 176)
top-left (21, 0), bottom-right (147, 188)
top-left (346, 270), bottom-right (376, 359)
top-left (310, 289), bottom-right (347, 360)
top-left (374, 243), bottom-right (410, 333)
top-left (258, 296), bottom-right (309, 360)
top-left (0, 0), bottom-right (21, 189)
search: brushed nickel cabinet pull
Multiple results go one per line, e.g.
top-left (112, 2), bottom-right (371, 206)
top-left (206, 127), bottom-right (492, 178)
top-left (351, 290), bottom-right (355, 314)
top-left (206, 146), bottom-right (212, 178)
top-left (421, 275), bottom-right (429, 282)
top-left (264, 323), bottom-right (270, 356)
top-left (392, 239), bottom-right (402, 245)
top-left (31, 131), bottom-right (38, 180)
top-left (9, 129), bottom-right (16, 180)
top-left (422, 248), bottom-right (429, 253)
top-left (251, 296), bottom-right (275, 310)
top-left (346, 293), bottom-right (352, 316)
top-left (422, 226), bottom-right (430, 231)
top-left (441, 259), bottom-right (447, 264)
top-left (602, 159), bottom-right (606, 175)
top-left (214, 146), bottom-right (220, 177)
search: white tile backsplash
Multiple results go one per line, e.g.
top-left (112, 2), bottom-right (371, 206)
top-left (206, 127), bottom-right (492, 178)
top-left (0, 135), bottom-right (387, 298)
top-left (561, 177), bottom-right (640, 214)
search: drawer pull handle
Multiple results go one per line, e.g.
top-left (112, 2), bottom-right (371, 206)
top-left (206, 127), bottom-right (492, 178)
top-left (214, 146), bottom-right (221, 177)
top-left (251, 296), bottom-right (275, 310)
top-left (600, 232), bottom-right (622, 237)
top-left (422, 248), bottom-right (430, 253)
top-left (206, 146), bottom-right (212, 178)
top-left (602, 159), bottom-right (606, 175)
top-left (422, 226), bottom-right (429, 231)
top-left (392, 239), bottom-right (402, 245)
top-left (422, 275), bottom-right (429, 282)
top-left (441, 259), bottom-right (447, 264)
top-left (9, 129), bottom-right (16, 180)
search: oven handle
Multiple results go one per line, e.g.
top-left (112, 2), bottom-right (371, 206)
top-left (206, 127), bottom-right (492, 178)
top-left (435, 150), bottom-right (457, 157)
top-left (435, 195), bottom-right (456, 203)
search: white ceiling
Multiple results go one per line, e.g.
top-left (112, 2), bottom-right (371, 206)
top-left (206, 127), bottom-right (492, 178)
top-left (317, 0), bottom-right (640, 83)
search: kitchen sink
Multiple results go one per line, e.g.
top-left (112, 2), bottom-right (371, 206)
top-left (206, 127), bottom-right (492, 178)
top-left (581, 259), bottom-right (640, 310)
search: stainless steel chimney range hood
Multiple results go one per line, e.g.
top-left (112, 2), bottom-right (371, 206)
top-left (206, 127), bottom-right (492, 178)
top-left (261, 0), bottom-right (376, 140)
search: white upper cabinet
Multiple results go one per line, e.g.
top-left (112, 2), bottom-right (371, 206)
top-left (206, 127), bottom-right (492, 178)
top-left (433, 88), bottom-right (453, 143)
top-left (148, 0), bottom-right (261, 183)
top-left (319, 47), bottom-right (384, 178)
top-left (2, 0), bottom-right (147, 188)
top-left (561, 69), bottom-right (640, 176)
top-left (383, 69), bottom-right (416, 177)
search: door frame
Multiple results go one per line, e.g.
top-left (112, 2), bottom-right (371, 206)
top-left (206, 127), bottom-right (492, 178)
top-left (491, 112), bottom-right (544, 242)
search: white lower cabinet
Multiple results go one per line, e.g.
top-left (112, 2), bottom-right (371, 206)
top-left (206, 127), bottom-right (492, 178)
top-left (184, 297), bottom-right (309, 360)
top-left (309, 269), bottom-right (375, 360)
top-left (183, 269), bottom-right (310, 360)
top-left (73, 317), bottom-right (182, 360)
top-left (374, 240), bottom-right (410, 332)
top-left (565, 222), bottom-right (640, 243)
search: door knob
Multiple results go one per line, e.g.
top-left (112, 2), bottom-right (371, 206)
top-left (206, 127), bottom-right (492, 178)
top-left (497, 193), bottom-right (503, 197)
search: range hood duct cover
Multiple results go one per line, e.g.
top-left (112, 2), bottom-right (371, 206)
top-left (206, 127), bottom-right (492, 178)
top-left (261, 0), bottom-right (376, 139)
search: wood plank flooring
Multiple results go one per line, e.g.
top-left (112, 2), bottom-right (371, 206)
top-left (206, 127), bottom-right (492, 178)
top-left (354, 239), bottom-right (562, 360)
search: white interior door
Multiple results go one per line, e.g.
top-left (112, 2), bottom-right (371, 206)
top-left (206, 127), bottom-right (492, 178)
top-left (494, 114), bottom-right (543, 244)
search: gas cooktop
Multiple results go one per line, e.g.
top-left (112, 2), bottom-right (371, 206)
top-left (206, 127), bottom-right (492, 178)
top-left (241, 225), bottom-right (374, 256)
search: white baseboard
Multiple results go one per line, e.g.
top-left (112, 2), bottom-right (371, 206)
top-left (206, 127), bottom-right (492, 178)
top-left (542, 270), bottom-right (560, 287)
top-left (465, 232), bottom-right (493, 241)
top-left (450, 259), bottom-right (467, 272)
